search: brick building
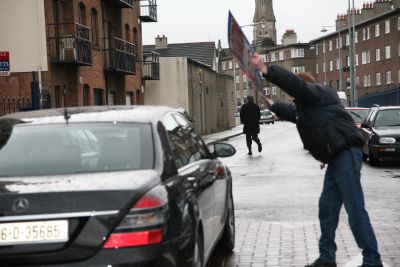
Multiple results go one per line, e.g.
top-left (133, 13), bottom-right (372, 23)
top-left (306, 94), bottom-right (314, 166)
top-left (0, 0), bottom-right (158, 112)
top-left (312, 0), bottom-right (400, 103)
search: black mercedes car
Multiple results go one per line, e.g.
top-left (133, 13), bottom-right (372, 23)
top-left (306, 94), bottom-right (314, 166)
top-left (0, 106), bottom-right (236, 267)
top-left (360, 105), bottom-right (400, 165)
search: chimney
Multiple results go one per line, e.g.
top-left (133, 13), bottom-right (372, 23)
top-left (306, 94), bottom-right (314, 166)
top-left (392, 0), bottom-right (400, 8)
top-left (281, 29), bottom-right (297, 45)
top-left (335, 14), bottom-right (348, 31)
top-left (361, 2), bottom-right (375, 21)
top-left (353, 9), bottom-right (362, 23)
top-left (155, 35), bottom-right (168, 49)
top-left (374, 0), bottom-right (391, 14)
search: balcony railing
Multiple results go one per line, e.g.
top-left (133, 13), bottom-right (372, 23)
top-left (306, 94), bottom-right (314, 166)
top-left (104, 37), bottom-right (136, 75)
top-left (107, 0), bottom-right (134, 8)
top-left (142, 52), bottom-right (160, 80)
top-left (140, 0), bottom-right (157, 22)
top-left (48, 23), bottom-right (93, 66)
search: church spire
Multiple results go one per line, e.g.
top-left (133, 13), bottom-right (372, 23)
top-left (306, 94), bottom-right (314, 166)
top-left (253, 0), bottom-right (277, 51)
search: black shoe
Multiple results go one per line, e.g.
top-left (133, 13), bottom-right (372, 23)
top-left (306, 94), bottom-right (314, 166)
top-left (357, 264), bottom-right (383, 267)
top-left (247, 151), bottom-right (252, 155)
top-left (305, 259), bottom-right (337, 267)
top-left (257, 143), bottom-right (262, 152)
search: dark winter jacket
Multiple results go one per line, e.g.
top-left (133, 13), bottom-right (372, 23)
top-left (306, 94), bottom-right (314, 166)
top-left (264, 65), bottom-right (364, 163)
top-left (240, 102), bottom-right (261, 134)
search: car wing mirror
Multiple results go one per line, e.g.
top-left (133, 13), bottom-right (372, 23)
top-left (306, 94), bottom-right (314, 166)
top-left (207, 142), bottom-right (236, 158)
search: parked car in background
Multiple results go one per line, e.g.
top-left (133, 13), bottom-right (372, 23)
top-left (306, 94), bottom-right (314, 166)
top-left (346, 107), bottom-right (369, 128)
top-left (259, 109), bottom-right (275, 124)
top-left (0, 106), bottom-right (236, 267)
top-left (360, 105), bottom-right (400, 165)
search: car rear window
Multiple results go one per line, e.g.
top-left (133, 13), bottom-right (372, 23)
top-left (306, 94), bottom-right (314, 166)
top-left (0, 122), bottom-right (154, 177)
top-left (261, 110), bottom-right (272, 116)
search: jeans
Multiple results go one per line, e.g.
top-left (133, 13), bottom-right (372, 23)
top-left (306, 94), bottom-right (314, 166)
top-left (318, 146), bottom-right (382, 265)
top-left (246, 133), bottom-right (261, 150)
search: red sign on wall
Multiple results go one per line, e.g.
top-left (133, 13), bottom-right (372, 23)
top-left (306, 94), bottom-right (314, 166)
top-left (0, 51), bottom-right (10, 76)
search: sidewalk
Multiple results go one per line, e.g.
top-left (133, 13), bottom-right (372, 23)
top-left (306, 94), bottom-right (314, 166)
top-left (202, 125), bottom-right (243, 144)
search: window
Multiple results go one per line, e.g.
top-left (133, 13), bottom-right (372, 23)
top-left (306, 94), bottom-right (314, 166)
top-left (228, 61), bottom-right (233, 69)
top-left (329, 40), bottom-right (333, 51)
top-left (222, 62), bottom-right (226, 70)
top-left (356, 77), bottom-right (360, 86)
top-left (291, 49), bottom-right (304, 58)
top-left (336, 58), bottom-right (340, 70)
top-left (375, 24), bottom-right (380, 37)
top-left (264, 87), bottom-right (270, 95)
top-left (316, 63), bottom-right (319, 74)
top-left (235, 62), bottom-right (239, 69)
top-left (235, 75), bottom-right (240, 83)
top-left (346, 34), bottom-right (349, 46)
top-left (78, 2), bottom-right (86, 25)
top-left (271, 87), bottom-right (277, 95)
top-left (376, 48), bottom-right (381, 61)
top-left (243, 90), bottom-right (247, 98)
top-left (91, 8), bottom-right (99, 46)
top-left (279, 51), bottom-right (284, 60)
top-left (398, 16), bottom-right (400, 30)
top-left (376, 73), bottom-right (381, 86)
top-left (336, 37), bottom-right (339, 49)
top-left (323, 62), bottom-right (326, 73)
top-left (346, 78), bottom-right (351, 89)
top-left (366, 27), bottom-right (370, 39)
top-left (270, 53), bottom-right (276, 62)
top-left (236, 90), bottom-right (240, 98)
top-left (386, 71), bottom-right (392, 84)
top-left (292, 66), bottom-right (305, 73)
top-left (355, 31), bottom-right (358, 43)
top-left (355, 54), bottom-right (359, 66)
top-left (361, 51), bottom-right (370, 64)
top-left (242, 74), bottom-right (247, 83)
top-left (363, 74), bottom-right (371, 87)
top-left (362, 28), bottom-right (366, 41)
top-left (329, 61), bottom-right (333, 71)
top-left (398, 43), bottom-right (400, 56)
top-left (385, 20), bottom-right (390, 34)
top-left (385, 46), bottom-right (391, 59)
top-left (125, 24), bottom-right (131, 42)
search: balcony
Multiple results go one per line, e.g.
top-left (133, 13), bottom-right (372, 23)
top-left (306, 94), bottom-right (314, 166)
top-left (106, 0), bottom-right (134, 8)
top-left (48, 23), bottom-right (93, 66)
top-left (104, 37), bottom-right (136, 75)
top-left (139, 0), bottom-right (157, 22)
top-left (142, 52), bottom-right (160, 80)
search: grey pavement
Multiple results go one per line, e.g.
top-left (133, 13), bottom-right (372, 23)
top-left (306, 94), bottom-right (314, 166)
top-left (204, 122), bottom-right (399, 267)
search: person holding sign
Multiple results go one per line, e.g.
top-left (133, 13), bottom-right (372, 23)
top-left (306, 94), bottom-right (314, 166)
top-left (251, 53), bottom-right (383, 267)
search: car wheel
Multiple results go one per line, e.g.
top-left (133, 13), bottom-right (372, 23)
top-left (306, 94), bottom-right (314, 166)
top-left (216, 193), bottom-right (235, 252)
top-left (193, 231), bottom-right (204, 267)
top-left (369, 154), bottom-right (379, 166)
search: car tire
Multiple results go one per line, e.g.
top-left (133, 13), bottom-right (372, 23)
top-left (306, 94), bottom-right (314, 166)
top-left (216, 193), bottom-right (235, 252)
top-left (272, 121), bottom-right (274, 124)
top-left (369, 154), bottom-right (379, 166)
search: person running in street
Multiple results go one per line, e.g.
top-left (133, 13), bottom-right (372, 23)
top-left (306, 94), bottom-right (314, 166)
top-left (240, 95), bottom-right (262, 155)
top-left (251, 53), bottom-right (383, 267)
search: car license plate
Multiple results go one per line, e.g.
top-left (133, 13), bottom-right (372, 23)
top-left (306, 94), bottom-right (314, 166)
top-left (0, 220), bottom-right (68, 246)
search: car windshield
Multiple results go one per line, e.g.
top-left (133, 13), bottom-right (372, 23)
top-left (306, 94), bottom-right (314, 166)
top-left (347, 109), bottom-right (369, 123)
top-left (0, 122), bottom-right (154, 177)
top-left (374, 109), bottom-right (400, 127)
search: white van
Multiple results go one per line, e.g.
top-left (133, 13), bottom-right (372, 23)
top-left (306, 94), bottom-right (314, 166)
top-left (337, 91), bottom-right (348, 107)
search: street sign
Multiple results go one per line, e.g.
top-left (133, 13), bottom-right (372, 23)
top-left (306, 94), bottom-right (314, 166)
top-left (227, 11), bottom-right (263, 94)
top-left (0, 51), bottom-right (10, 76)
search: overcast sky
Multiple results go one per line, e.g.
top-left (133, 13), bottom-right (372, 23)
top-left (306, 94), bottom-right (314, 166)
top-left (142, 0), bottom-right (366, 47)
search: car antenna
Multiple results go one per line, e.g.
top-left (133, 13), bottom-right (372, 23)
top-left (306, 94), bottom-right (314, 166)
top-left (64, 108), bottom-right (71, 125)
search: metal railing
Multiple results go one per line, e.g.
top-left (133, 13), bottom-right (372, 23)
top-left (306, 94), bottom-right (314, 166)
top-left (48, 22), bottom-right (93, 66)
top-left (0, 91), bottom-right (51, 116)
top-left (104, 37), bottom-right (136, 74)
top-left (357, 86), bottom-right (400, 107)
top-left (142, 51), bottom-right (160, 80)
top-left (107, 0), bottom-right (134, 8)
top-left (140, 0), bottom-right (157, 22)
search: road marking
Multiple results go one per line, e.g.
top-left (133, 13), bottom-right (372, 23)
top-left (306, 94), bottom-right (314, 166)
top-left (342, 253), bottom-right (390, 267)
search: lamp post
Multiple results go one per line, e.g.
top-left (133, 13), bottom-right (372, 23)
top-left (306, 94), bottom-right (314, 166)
top-left (321, 25), bottom-right (343, 91)
top-left (348, 0), bottom-right (357, 106)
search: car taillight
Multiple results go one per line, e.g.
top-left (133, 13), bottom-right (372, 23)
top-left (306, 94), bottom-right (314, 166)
top-left (103, 186), bottom-right (168, 249)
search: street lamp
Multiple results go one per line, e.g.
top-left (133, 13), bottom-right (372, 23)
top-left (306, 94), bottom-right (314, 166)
top-left (321, 25), bottom-right (343, 91)
top-left (348, 0), bottom-right (357, 106)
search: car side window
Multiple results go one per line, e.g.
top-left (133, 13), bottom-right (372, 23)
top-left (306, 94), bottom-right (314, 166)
top-left (164, 113), bottom-right (208, 169)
